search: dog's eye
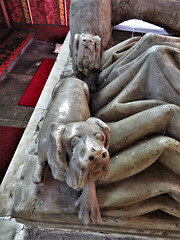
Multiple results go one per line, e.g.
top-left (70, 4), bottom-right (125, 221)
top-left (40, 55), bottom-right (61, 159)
top-left (95, 133), bottom-right (104, 142)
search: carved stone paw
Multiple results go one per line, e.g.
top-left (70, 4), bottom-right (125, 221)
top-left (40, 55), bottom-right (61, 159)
top-left (75, 182), bottom-right (101, 225)
top-left (72, 33), bottom-right (101, 76)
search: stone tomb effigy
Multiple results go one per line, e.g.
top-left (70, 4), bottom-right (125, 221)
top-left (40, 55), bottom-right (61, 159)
top-left (0, 31), bottom-right (180, 239)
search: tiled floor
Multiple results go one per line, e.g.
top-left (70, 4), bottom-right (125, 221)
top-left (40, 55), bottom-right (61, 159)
top-left (0, 40), bottom-right (57, 128)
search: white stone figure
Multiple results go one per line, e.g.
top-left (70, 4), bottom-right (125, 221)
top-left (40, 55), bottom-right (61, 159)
top-left (31, 0), bottom-right (180, 226)
top-left (33, 77), bottom-right (110, 225)
top-left (68, 0), bottom-right (180, 225)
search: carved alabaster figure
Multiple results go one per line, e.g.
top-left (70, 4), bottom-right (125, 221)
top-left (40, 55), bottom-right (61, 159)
top-left (33, 0), bottom-right (180, 226)
top-left (33, 77), bottom-right (110, 225)
top-left (67, 0), bottom-right (180, 224)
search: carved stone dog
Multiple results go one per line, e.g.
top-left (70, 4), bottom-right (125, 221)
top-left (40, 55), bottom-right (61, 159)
top-left (33, 77), bottom-right (110, 224)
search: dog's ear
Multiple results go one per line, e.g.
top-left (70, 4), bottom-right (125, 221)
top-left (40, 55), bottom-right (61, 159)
top-left (48, 124), bottom-right (68, 181)
top-left (87, 117), bottom-right (110, 150)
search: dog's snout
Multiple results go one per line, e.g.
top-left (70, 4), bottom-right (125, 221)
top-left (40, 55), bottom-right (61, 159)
top-left (88, 150), bottom-right (108, 161)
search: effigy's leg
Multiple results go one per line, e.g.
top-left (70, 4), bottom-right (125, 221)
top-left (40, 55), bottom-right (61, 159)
top-left (97, 135), bottom-right (180, 185)
top-left (97, 161), bottom-right (180, 207)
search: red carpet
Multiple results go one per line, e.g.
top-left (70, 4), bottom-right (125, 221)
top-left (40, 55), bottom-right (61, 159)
top-left (18, 58), bottom-right (56, 107)
top-left (0, 126), bottom-right (25, 183)
top-left (0, 31), bottom-right (33, 75)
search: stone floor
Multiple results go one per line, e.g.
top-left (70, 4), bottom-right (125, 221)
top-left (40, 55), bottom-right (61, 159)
top-left (0, 40), bottom-right (57, 128)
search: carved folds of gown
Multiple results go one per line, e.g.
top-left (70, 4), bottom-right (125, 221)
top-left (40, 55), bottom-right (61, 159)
top-left (90, 33), bottom-right (180, 218)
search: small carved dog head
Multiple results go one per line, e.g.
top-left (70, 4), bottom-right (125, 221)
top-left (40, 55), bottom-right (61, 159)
top-left (48, 117), bottom-right (110, 190)
top-left (72, 33), bottom-right (101, 77)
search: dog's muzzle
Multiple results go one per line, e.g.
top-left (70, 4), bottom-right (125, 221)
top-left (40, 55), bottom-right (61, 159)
top-left (65, 138), bottom-right (110, 190)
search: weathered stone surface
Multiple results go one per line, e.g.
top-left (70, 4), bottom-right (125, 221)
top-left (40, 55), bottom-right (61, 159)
top-left (1, 0), bottom-right (180, 238)
top-left (1, 32), bottom-right (180, 239)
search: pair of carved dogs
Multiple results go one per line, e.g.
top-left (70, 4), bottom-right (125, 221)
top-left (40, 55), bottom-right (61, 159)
top-left (33, 77), bottom-right (110, 224)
